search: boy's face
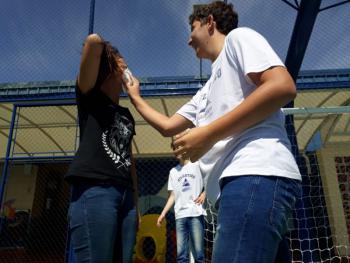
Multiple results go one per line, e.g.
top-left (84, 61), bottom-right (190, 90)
top-left (188, 20), bottom-right (210, 59)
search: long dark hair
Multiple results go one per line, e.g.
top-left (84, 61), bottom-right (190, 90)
top-left (96, 39), bottom-right (123, 87)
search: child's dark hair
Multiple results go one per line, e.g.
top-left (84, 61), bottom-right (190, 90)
top-left (189, 1), bottom-right (238, 35)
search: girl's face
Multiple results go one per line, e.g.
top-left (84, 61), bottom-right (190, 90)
top-left (102, 56), bottom-right (128, 98)
top-left (115, 56), bottom-right (128, 75)
top-left (108, 57), bottom-right (127, 85)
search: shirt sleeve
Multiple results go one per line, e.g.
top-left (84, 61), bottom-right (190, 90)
top-left (167, 170), bottom-right (174, 191)
top-left (227, 28), bottom-right (284, 83)
top-left (176, 88), bottom-right (203, 125)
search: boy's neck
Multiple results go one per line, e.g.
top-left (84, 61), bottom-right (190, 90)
top-left (179, 159), bottom-right (190, 166)
top-left (208, 32), bottom-right (226, 62)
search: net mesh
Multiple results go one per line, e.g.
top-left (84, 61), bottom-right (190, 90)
top-left (203, 110), bottom-right (350, 263)
top-left (1, 0), bottom-right (350, 262)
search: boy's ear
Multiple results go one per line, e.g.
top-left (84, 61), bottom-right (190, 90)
top-left (207, 15), bottom-right (216, 34)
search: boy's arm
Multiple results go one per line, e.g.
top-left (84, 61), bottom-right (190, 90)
top-left (157, 191), bottom-right (175, 227)
top-left (173, 66), bottom-right (296, 161)
top-left (124, 76), bottom-right (194, 136)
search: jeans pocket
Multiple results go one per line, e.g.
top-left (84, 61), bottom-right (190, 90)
top-left (269, 178), bottom-right (299, 237)
top-left (269, 204), bottom-right (289, 239)
top-left (272, 178), bottom-right (300, 210)
top-left (68, 204), bottom-right (81, 234)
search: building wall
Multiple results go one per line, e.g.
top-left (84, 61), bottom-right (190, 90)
top-left (318, 143), bottom-right (350, 256)
top-left (3, 164), bottom-right (38, 214)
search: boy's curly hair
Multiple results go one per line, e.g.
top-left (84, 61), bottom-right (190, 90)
top-left (189, 1), bottom-right (238, 35)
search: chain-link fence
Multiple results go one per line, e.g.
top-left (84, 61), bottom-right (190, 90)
top-left (1, 97), bottom-right (350, 262)
top-left (0, 102), bottom-right (193, 263)
top-left (1, 1), bottom-right (350, 262)
top-left (0, 162), bottom-right (70, 263)
top-left (1, 0), bottom-right (349, 84)
top-left (0, 158), bottom-right (182, 263)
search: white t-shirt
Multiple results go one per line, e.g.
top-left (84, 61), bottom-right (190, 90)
top-left (177, 27), bottom-right (301, 204)
top-left (168, 162), bottom-right (207, 219)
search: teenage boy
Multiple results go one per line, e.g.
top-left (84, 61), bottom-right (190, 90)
top-left (124, 2), bottom-right (301, 262)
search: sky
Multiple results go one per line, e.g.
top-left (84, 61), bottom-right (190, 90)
top-left (0, 0), bottom-right (349, 84)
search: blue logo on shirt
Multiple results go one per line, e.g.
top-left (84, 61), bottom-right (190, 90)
top-left (182, 178), bottom-right (191, 192)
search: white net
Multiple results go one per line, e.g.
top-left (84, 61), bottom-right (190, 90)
top-left (203, 108), bottom-right (350, 263)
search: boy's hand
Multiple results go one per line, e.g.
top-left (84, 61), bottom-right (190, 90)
top-left (156, 214), bottom-right (165, 227)
top-left (173, 126), bottom-right (215, 162)
top-left (122, 75), bottom-right (140, 98)
top-left (194, 191), bottom-right (206, 205)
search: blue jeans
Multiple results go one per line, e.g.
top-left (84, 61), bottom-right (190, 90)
top-left (176, 216), bottom-right (205, 263)
top-left (211, 175), bottom-right (301, 263)
top-left (68, 182), bottom-right (137, 263)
